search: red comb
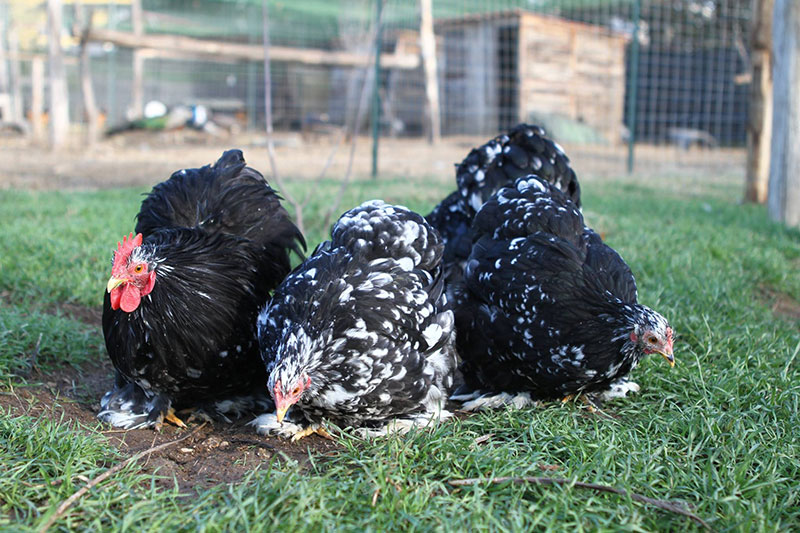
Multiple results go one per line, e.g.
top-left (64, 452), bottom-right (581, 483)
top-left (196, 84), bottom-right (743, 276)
top-left (112, 232), bottom-right (143, 272)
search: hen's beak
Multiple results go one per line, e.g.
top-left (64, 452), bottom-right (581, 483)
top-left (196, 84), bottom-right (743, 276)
top-left (276, 405), bottom-right (289, 424)
top-left (106, 277), bottom-right (126, 293)
top-left (659, 350), bottom-right (675, 368)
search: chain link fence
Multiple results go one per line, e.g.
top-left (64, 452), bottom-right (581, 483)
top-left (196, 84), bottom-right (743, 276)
top-left (1, 0), bottom-right (751, 178)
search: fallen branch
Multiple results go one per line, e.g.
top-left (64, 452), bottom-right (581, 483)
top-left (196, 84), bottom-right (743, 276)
top-left (38, 423), bottom-right (207, 533)
top-left (448, 476), bottom-right (710, 530)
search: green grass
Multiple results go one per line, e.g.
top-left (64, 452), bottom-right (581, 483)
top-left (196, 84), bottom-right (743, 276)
top-left (0, 306), bottom-right (103, 381)
top-left (1, 173), bottom-right (799, 531)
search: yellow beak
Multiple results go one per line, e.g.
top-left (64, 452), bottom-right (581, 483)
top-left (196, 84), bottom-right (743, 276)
top-left (107, 277), bottom-right (126, 293)
top-left (276, 405), bottom-right (289, 424)
top-left (660, 351), bottom-right (675, 368)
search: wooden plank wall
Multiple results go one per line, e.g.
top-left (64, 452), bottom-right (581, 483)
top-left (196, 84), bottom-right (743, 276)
top-left (519, 13), bottom-right (626, 144)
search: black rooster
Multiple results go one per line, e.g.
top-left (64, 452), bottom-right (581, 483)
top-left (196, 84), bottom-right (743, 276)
top-left (452, 176), bottom-right (674, 410)
top-left (99, 150), bottom-right (305, 429)
top-left (426, 123), bottom-right (580, 274)
top-left (252, 201), bottom-right (456, 440)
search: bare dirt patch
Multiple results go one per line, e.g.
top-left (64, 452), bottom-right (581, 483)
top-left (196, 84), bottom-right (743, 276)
top-left (0, 132), bottom-right (744, 190)
top-left (760, 286), bottom-right (800, 324)
top-left (1, 303), bottom-right (340, 492)
top-left (54, 303), bottom-right (104, 326)
top-left (770, 294), bottom-right (800, 323)
top-left (1, 363), bottom-right (340, 491)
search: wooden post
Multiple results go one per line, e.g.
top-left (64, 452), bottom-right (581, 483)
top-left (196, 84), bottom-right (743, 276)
top-left (31, 56), bottom-right (44, 140)
top-left (262, 0), bottom-right (282, 189)
top-left (769, 0), bottom-right (800, 227)
top-left (246, 31), bottom-right (257, 131)
top-left (8, 24), bottom-right (23, 123)
top-left (47, 0), bottom-right (69, 149)
top-left (419, 0), bottom-right (440, 144)
top-left (0, 13), bottom-right (10, 119)
top-left (130, 0), bottom-right (144, 118)
top-left (370, 0), bottom-right (383, 179)
top-left (78, 6), bottom-right (100, 147)
top-left (626, 0), bottom-right (641, 174)
top-left (745, 0), bottom-right (774, 204)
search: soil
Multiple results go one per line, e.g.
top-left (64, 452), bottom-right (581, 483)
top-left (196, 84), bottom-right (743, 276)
top-left (0, 304), bottom-right (340, 492)
top-left (0, 129), bottom-right (744, 190)
top-left (761, 285), bottom-right (800, 324)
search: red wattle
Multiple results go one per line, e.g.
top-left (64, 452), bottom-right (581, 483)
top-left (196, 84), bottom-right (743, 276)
top-left (110, 287), bottom-right (122, 310)
top-left (120, 285), bottom-right (142, 312)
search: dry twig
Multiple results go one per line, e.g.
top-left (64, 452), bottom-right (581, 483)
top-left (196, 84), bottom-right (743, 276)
top-left (448, 476), bottom-right (711, 530)
top-left (24, 333), bottom-right (43, 377)
top-left (473, 433), bottom-right (494, 445)
top-left (38, 423), bottom-right (207, 533)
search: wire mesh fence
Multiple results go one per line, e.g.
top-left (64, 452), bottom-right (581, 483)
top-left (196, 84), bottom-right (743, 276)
top-left (0, 0), bottom-right (752, 178)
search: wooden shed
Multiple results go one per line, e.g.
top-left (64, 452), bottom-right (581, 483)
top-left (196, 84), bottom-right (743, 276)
top-left (436, 10), bottom-right (628, 143)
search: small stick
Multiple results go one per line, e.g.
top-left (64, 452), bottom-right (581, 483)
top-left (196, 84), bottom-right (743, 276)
top-left (38, 423), bottom-right (207, 533)
top-left (18, 479), bottom-right (63, 489)
top-left (448, 476), bottom-right (711, 530)
top-left (26, 333), bottom-right (43, 376)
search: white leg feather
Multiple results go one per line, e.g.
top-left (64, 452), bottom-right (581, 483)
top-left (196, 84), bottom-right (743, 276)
top-left (449, 389), bottom-right (484, 402)
top-left (459, 391), bottom-right (539, 412)
top-left (97, 409), bottom-right (153, 430)
top-left (594, 378), bottom-right (640, 401)
top-left (249, 412), bottom-right (306, 439)
top-left (355, 408), bottom-right (452, 438)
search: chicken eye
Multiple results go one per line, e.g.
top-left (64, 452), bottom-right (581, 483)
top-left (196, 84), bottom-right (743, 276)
top-left (134, 264), bottom-right (145, 273)
top-left (648, 336), bottom-right (658, 344)
top-left (291, 387), bottom-right (301, 396)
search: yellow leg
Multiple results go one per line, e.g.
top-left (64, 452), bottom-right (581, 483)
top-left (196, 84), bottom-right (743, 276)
top-left (179, 408), bottom-right (214, 425)
top-left (164, 407), bottom-right (188, 428)
top-left (581, 396), bottom-right (598, 413)
top-left (315, 426), bottom-right (335, 441)
top-left (290, 425), bottom-right (317, 442)
top-left (562, 394), bottom-right (598, 413)
top-left (290, 425), bottom-right (335, 442)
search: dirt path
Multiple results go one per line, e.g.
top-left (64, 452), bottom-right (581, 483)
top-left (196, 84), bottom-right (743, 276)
top-left (0, 131), bottom-right (744, 190)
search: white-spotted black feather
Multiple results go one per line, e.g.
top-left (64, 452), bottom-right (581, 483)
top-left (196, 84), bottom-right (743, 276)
top-left (453, 176), bottom-right (672, 401)
top-left (426, 123), bottom-right (580, 277)
top-left (256, 201), bottom-right (456, 434)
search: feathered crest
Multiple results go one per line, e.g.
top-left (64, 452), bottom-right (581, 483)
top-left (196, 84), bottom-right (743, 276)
top-left (113, 232), bottom-right (143, 271)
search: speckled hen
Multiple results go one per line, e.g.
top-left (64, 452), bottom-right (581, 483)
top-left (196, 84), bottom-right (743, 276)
top-left (452, 176), bottom-right (674, 410)
top-left (426, 123), bottom-right (580, 276)
top-left (252, 200), bottom-right (456, 440)
top-left (99, 150), bottom-right (305, 429)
